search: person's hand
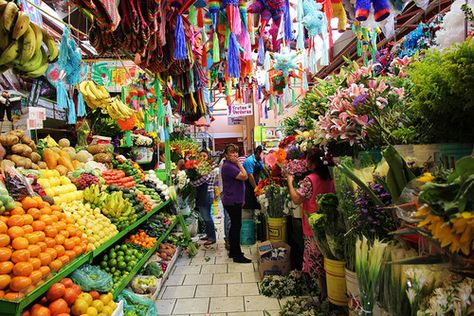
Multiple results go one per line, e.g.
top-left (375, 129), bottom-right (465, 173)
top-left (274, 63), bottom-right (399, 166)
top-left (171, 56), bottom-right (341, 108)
top-left (287, 174), bottom-right (294, 183)
top-left (229, 156), bottom-right (239, 165)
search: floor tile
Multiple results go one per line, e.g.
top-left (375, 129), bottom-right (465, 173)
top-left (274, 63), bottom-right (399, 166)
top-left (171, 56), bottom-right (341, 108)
top-left (183, 273), bottom-right (213, 285)
top-left (173, 265), bottom-right (202, 275)
top-left (191, 257), bottom-right (217, 265)
top-left (173, 297), bottom-right (209, 314)
top-left (193, 314), bottom-right (225, 316)
top-left (228, 283), bottom-right (260, 296)
top-left (155, 299), bottom-right (176, 315)
top-left (212, 272), bottom-right (242, 284)
top-left (241, 272), bottom-right (260, 283)
top-left (209, 296), bottom-right (245, 313)
top-left (162, 285), bottom-right (196, 299)
top-left (228, 263), bottom-right (255, 273)
top-left (244, 296), bottom-right (280, 312)
top-left (215, 256), bottom-right (234, 264)
top-left (195, 284), bottom-right (227, 298)
top-left (165, 274), bottom-right (185, 286)
top-left (175, 257), bottom-right (192, 266)
top-left (228, 312), bottom-right (264, 316)
top-left (201, 264), bottom-right (227, 274)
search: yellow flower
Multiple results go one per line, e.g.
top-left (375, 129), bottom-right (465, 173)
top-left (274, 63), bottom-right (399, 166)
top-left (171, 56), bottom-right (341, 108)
top-left (418, 172), bottom-right (435, 183)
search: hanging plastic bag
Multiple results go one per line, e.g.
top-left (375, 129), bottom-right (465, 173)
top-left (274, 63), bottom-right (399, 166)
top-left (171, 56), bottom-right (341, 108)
top-left (3, 165), bottom-right (35, 201)
top-left (70, 264), bottom-right (113, 292)
top-left (77, 119), bottom-right (91, 146)
top-left (118, 289), bottom-right (158, 316)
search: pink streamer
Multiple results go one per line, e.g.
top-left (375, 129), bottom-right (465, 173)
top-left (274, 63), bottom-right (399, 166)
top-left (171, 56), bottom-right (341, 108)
top-left (239, 22), bottom-right (252, 61)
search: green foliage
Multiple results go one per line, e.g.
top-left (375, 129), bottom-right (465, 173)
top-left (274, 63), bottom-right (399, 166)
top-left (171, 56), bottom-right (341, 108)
top-left (407, 39), bottom-right (474, 142)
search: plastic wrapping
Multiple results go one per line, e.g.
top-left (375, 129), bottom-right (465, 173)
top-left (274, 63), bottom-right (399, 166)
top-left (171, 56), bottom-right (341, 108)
top-left (118, 289), bottom-right (158, 316)
top-left (130, 275), bottom-right (158, 295)
top-left (77, 120), bottom-right (91, 146)
top-left (4, 166), bottom-right (35, 200)
top-left (70, 264), bottom-right (113, 292)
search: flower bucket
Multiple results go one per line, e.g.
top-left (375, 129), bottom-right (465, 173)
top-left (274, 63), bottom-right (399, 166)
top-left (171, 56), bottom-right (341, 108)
top-left (240, 219), bottom-right (256, 245)
top-left (324, 258), bottom-right (347, 306)
top-left (438, 143), bottom-right (473, 168)
top-left (412, 144), bottom-right (440, 165)
top-left (345, 268), bottom-right (360, 315)
top-left (267, 217), bottom-right (287, 242)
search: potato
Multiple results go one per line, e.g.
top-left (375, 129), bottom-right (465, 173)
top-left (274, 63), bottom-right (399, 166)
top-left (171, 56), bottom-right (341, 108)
top-left (37, 161), bottom-right (47, 169)
top-left (0, 134), bottom-right (19, 146)
top-left (11, 144), bottom-right (33, 157)
top-left (87, 144), bottom-right (108, 155)
top-left (7, 154), bottom-right (32, 168)
top-left (9, 130), bottom-right (24, 138)
top-left (20, 135), bottom-right (36, 150)
top-left (93, 153), bottom-right (112, 163)
top-left (58, 138), bottom-right (70, 148)
top-left (30, 152), bottom-right (41, 163)
top-left (31, 163), bottom-right (39, 170)
top-left (55, 165), bottom-right (69, 176)
top-left (1, 159), bottom-right (15, 169)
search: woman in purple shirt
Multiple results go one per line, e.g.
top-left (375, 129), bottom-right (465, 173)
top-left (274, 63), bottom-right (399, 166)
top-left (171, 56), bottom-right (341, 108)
top-left (221, 144), bottom-right (252, 263)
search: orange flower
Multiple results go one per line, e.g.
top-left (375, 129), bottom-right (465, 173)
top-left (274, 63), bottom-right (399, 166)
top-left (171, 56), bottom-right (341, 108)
top-left (275, 148), bottom-right (287, 163)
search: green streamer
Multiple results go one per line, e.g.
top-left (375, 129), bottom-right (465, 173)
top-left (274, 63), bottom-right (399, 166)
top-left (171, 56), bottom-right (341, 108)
top-left (189, 6), bottom-right (197, 26)
top-left (124, 130), bottom-right (132, 147)
top-left (225, 25), bottom-right (230, 50)
top-left (269, 95), bottom-right (273, 110)
top-left (213, 32), bottom-right (220, 63)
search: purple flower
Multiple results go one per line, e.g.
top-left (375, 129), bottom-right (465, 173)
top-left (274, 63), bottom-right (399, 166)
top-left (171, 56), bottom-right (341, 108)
top-left (353, 94), bottom-right (368, 108)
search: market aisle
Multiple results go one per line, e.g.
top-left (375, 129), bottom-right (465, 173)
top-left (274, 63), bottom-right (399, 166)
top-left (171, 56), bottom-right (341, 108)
top-left (155, 214), bottom-right (285, 315)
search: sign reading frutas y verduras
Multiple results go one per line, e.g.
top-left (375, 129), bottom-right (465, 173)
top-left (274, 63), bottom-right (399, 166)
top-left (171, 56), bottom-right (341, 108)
top-left (228, 117), bottom-right (245, 125)
top-left (229, 103), bottom-right (253, 117)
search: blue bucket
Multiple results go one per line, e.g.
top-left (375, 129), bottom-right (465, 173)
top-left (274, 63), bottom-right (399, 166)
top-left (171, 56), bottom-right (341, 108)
top-left (240, 219), bottom-right (256, 245)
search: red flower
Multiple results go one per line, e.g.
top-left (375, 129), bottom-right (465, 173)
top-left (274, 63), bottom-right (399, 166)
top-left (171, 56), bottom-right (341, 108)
top-left (185, 160), bottom-right (200, 169)
top-left (275, 148), bottom-right (287, 163)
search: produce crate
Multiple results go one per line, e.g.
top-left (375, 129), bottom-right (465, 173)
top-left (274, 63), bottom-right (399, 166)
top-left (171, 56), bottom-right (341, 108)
top-left (127, 275), bottom-right (161, 301)
top-left (111, 300), bottom-right (124, 316)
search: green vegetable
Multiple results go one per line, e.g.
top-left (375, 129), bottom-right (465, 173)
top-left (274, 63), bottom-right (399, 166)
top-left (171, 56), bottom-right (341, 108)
top-left (143, 262), bottom-right (163, 278)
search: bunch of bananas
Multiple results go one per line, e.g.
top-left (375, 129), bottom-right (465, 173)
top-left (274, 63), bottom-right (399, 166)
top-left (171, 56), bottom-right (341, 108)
top-left (101, 191), bottom-right (137, 230)
top-left (84, 184), bottom-right (107, 208)
top-left (77, 80), bottom-right (136, 120)
top-left (0, 0), bottom-right (59, 78)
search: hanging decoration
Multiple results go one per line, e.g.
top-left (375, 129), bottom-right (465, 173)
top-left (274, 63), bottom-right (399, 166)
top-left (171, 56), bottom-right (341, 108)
top-left (354, 0), bottom-right (391, 22)
top-left (302, 0), bottom-right (330, 69)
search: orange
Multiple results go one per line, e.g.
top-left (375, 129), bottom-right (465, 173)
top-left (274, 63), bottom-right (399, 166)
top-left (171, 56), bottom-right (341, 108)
top-left (0, 247), bottom-right (12, 262)
top-left (55, 220), bottom-right (66, 231)
top-left (37, 242), bottom-right (47, 252)
top-left (31, 221), bottom-right (45, 232)
top-left (10, 276), bottom-right (32, 292)
top-left (34, 231), bottom-right (45, 242)
top-left (11, 250), bottom-right (30, 263)
top-left (39, 215), bottom-right (53, 226)
top-left (0, 222), bottom-right (7, 234)
top-left (54, 245), bottom-right (65, 257)
top-left (29, 258), bottom-right (41, 270)
top-left (50, 205), bottom-right (61, 212)
top-left (12, 237), bottom-right (29, 250)
top-left (7, 215), bottom-right (25, 227)
top-left (3, 291), bottom-right (24, 300)
top-left (22, 225), bottom-right (33, 234)
top-left (0, 216), bottom-right (8, 224)
top-left (0, 234), bottom-right (10, 247)
top-left (13, 262), bottom-right (33, 277)
top-left (65, 250), bottom-right (76, 259)
top-left (27, 208), bottom-right (41, 220)
top-left (27, 245), bottom-right (41, 258)
top-left (10, 207), bottom-right (25, 216)
top-left (50, 215), bottom-right (59, 223)
top-left (49, 259), bottom-right (62, 271)
top-left (45, 248), bottom-right (58, 260)
top-left (45, 237), bottom-right (56, 248)
top-left (29, 270), bottom-right (42, 283)
top-left (54, 234), bottom-right (65, 245)
top-left (44, 226), bottom-right (58, 238)
top-left (38, 252), bottom-right (52, 266)
top-left (59, 230), bottom-right (69, 238)
top-left (32, 196), bottom-right (45, 208)
top-left (72, 246), bottom-right (83, 256)
top-left (8, 226), bottom-right (25, 239)
top-left (0, 262), bottom-right (13, 274)
top-left (0, 274), bottom-right (11, 290)
top-left (22, 214), bottom-right (34, 226)
top-left (24, 233), bottom-right (39, 245)
top-left (39, 207), bottom-right (52, 215)
top-left (58, 255), bottom-right (69, 265)
top-left (38, 266), bottom-right (50, 277)
top-left (0, 290), bottom-right (4, 298)
top-left (21, 197), bottom-right (38, 210)
top-left (63, 239), bottom-right (75, 250)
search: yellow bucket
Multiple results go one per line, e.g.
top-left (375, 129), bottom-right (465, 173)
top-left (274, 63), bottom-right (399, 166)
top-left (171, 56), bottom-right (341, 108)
top-left (267, 217), bottom-right (287, 242)
top-left (324, 258), bottom-right (347, 306)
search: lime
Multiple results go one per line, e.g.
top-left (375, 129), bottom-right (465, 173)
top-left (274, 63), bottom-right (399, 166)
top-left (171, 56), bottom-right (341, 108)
top-left (110, 252), bottom-right (117, 259)
top-left (109, 259), bottom-right (117, 267)
top-left (125, 256), bottom-right (132, 262)
top-left (126, 265), bottom-right (132, 272)
top-left (121, 244), bottom-right (128, 251)
top-left (118, 262), bottom-right (127, 270)
top-left (117, 256), bottom-right (124, 262)
top-left (117, 251), bottom-right (125, 257)
top-left (111, 267), bottom-right (116, 273)
top-left (100, 261), bottom-right (107, 268)
top-left (130, 261), bottom-right (137, 267)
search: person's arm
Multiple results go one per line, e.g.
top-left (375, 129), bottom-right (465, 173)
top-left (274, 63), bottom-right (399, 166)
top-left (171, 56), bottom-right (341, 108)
top-left (234, 160), bottom-right (248, 181)
top-left (190, 173), bottom-right (211, 187)
top-left (287, 175), bottom-right (304, 205)
top-left (248, 173), bottom-right (257, 188)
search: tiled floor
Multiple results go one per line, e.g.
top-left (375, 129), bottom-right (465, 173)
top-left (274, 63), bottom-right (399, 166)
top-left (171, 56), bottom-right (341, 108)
top-left (155, 211), bottom-right (285, 315)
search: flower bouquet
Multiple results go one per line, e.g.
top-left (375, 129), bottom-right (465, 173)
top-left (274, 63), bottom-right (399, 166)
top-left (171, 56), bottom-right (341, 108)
top-left (184, 159), bottom-right (215, 182)
top-left (131, 133), bottom-right (154, 147)
top-left (256, 179), bottom-right (289, 218)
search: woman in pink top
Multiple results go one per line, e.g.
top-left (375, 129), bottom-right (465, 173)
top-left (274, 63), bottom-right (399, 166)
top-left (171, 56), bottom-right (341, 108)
top-left (286, 148), bottom-right (335, 297)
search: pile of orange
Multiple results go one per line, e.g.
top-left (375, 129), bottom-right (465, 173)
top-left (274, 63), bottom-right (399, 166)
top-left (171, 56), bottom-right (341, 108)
top-left (0, 196), bottom-right (90, 301)
top-left (125, 230), bottom-right (156, 249)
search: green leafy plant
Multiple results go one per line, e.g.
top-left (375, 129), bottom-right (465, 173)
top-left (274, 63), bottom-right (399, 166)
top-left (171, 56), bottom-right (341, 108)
top-left (407, 39), bottom-right (474, 142)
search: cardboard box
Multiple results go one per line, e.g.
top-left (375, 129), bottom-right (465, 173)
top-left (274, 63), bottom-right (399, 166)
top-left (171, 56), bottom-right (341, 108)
top-left (257, 241), bottom-right (291, 279)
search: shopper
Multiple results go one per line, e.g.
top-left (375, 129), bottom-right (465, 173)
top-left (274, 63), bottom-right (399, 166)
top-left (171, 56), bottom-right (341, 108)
top-left (0, 90), bottom-right (21, 129)
top-left (243, 146), bottom-right (265, 214)
top-left (286, 147), bottom-right (335, 297)
top-left (218, 154), bottom-right (231, 250)
top-left (221, 144), bottom-right (251, 263)
top-left (190, 149), bottom-right (217, 246)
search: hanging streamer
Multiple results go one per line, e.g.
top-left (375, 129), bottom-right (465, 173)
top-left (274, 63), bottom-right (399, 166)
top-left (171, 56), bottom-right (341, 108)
top-left (56, 81), bottom-right (68, 110)
top-left (213, 31), bottom-right (220, 62)
top-left (189, 6), bottom-right (197, 25)
top-left (239, 21), bottom-right (252, 60)
top-left (309, 43), bottom-right (316, 74)
top-left (77, 92), bottom-right (86, 117)
top-left (258, 36), bottom-right (265, 65)
top-left (284, 0), bottom-right (292, 40)
top-left (228, 33), bottom-right (240, 78)
top-left (174, 15), bottom-right (187, 60)
top-left (302, 72), bottom-right (309, 92)
top-left (264, 52), bottom-right (271, 92)
top-left (67, 97), bottom-right (76, 124)
top-left (321, 32), bottom-right (329, 66)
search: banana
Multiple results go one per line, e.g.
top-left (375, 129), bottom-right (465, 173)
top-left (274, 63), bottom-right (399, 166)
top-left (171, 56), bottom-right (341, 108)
top-left (78, 81), bottom-right (89, 97)
top-left (12, 11), bottom-right (29, 39)
top-left (29, 22), bottom-right (43, 51)
top-left (2, 2), bottom-right (19, 32)
top-left (0, 40), bottom-right (19, 65)
top-left (97, 84), bottom-right (110, 99)
top-left (14, 46), bottom-right (43, 72)
top-left (0, 0), bottom-right (8, 14)
top-left (42, 29), bottom-right (59, 61)
top-left (18, 25), bottom-right (35, 63)
top-left (0, 25), bottom-right (9, 50)
top-left (24, 53), bottom-right (48, 78)
top-left (87, 81), bottom-right (104, 99)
